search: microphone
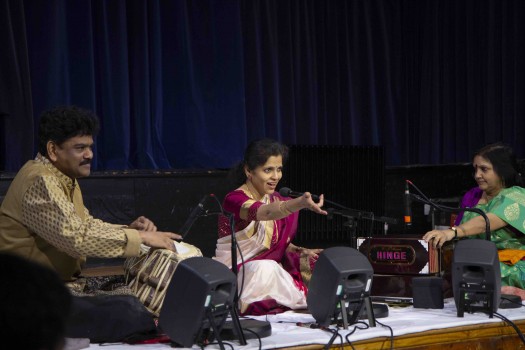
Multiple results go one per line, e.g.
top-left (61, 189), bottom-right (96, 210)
top-left (279, 187), bottom-right (320, 201)
top-left (179, 195), bottom-right (208, 240)
top-left (404, 181), bottom-right (412, 228)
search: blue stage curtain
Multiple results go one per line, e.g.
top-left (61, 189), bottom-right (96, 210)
top-left (0, 0), bottom-right (34, 171)
top-left (1, 0), bottom-right (525, 171)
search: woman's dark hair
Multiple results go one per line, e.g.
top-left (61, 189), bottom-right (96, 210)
top-left (229, 138), bottom-right (289, 187)
top-left (474, 142), bottom-right (523, 187)
top-left (38, 106), bottom-right (100, 157)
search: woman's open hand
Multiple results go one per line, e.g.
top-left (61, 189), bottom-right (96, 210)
top-left (299, 192), bottom-right (328, 215)
top-left (423, 229), bottom-right (454, 248)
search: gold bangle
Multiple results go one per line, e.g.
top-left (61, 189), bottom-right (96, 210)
top-left (279, 201), bottom-right (292, 215)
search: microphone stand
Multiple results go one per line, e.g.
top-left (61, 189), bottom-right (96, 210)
top-left (407, 193), bottom-right (490, 240)
top-left (326, 204), bottom-right (395, 324)
top-left (174, 197), bottom-right (249, 347)
top-left (217, 210), bottom-right (272, 343)
top-left (327, 208), bottom-right (398, 248)
top-left (223, 212), bottom-right (248, 345)
top-left (405, 182), bottom-right (510, 317)
top-left (327, 207), bottom-right (372, 249)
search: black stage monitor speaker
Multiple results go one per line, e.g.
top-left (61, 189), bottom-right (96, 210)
top-left (452, 239), bottom-right (501, 317)
top-left (159, 256), bottom-right (237, 347)
top-left (307, 246), bottom-right (374, 327)
top-left (412, 276), bottom-right (444, 309)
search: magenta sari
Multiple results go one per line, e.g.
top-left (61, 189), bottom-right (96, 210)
top-left (215, 189), bottom-right (314, 315)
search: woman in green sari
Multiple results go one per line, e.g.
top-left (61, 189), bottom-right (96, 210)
top-left (423, 142), bottom-right (525, 297)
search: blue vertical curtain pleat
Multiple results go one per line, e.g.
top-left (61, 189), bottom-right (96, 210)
top-left (159, 0), bottom-right (246, 168)
top-left (1, 0), bottom-right (525, 171)
top-left (0, 0), bottom-right (34, 170)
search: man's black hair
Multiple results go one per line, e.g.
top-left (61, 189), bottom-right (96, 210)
top-left (38, 106), bottom-right (100, 157)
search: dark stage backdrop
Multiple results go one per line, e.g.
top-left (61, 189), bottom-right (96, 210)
top-left (1, 0), bottom-right (525, 172)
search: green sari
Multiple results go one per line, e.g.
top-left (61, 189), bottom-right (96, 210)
top-left (461, 186), bottom-right (525, 288)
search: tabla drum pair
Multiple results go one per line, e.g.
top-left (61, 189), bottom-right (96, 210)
top-left (124, 241), bottom-right (202, 316)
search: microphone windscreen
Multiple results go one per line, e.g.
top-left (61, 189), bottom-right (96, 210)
top-left (279, 187), bottom-right (292, 197)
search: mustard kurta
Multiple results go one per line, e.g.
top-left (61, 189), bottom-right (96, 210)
top-left (0, 154), bottom-right (141, 281)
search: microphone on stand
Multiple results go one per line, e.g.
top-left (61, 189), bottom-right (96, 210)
top-left (279, 187), bottom-right (351, 210)
top-left (279, 187), bottom-right (320, 201)
top-left (404, 180), bottom-right (412, 229)
top-left (179, 195), bottom-right (208, 240)
top-left (213, 198), bottom-right (272, 343)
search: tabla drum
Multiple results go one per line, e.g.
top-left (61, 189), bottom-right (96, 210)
top-left (125, 241), bottom-right (202, 316)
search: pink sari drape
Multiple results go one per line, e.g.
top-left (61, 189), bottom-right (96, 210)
top-left (215, 190), bottom-right (312, 315)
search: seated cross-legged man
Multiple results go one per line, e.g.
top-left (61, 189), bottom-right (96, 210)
top-left (0, 105), bottom-right (181, 294)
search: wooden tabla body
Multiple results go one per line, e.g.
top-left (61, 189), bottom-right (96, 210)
top-left (125, 241), bottom-right (202, 316)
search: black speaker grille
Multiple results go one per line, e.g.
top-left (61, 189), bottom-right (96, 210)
top-left (281, 145), bottom-right (385, 245)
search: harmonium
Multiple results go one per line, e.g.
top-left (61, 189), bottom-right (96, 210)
top-left (357, 235), bottom-right (452, 299)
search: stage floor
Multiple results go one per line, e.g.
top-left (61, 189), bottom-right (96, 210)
top-left (85, 298), bottom-right (525, 349)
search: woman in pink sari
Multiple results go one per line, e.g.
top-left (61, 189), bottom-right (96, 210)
top-left (214, 139), bottom-right (327, 315)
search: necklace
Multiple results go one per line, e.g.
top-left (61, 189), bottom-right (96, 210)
top-left (245, 182), bottom-right (262, 201)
